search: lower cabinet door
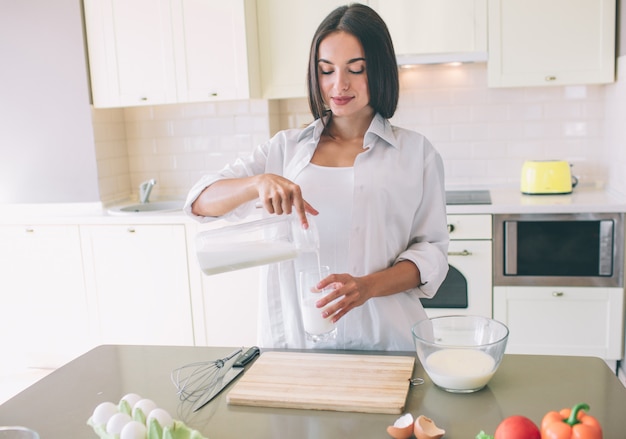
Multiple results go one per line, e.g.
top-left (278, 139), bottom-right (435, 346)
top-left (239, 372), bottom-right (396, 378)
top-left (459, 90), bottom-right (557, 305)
top-left (200, 267), bottom-right (260, 347)
top-left (494, 286), bottom-right (624, 359)
top-left (0, 225), bottom-right (91, 368)
top-left (81, 224), bottom-right (194, 346)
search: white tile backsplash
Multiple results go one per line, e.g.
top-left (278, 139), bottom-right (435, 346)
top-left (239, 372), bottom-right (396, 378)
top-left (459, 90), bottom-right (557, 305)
top-left (92, 59), bottom-right (626, 202)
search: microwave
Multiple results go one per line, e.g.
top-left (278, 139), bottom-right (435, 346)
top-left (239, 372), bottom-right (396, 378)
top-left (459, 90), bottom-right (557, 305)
top-left (494, 213), bottom-right (624, 287)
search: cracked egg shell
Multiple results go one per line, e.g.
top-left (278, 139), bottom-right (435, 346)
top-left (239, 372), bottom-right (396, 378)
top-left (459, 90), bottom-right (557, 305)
top-left (386, 413), bottom-right (414, 439)
top-left (414, 415), bottom-right (445, 439)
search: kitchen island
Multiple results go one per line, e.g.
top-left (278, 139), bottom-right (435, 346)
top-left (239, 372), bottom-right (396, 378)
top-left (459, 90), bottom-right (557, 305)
top-left (1, 345), bottom-right (625, 438)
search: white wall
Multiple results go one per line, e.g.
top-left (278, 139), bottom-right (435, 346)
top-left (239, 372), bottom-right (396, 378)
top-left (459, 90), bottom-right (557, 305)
top-left (93, 63), bottom-right (611, 202)
top-left (0, 0), bottom-right (100, 204)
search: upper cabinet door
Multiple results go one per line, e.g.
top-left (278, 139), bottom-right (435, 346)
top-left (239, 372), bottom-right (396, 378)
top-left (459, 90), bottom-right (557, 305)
top-left (256, 0), bottom-right (346, 99)
top-left (171, 0), bottom-right (259, 102)
top-left (84, 0), bottom-right (259, 108)
top-left (488, 0), bottom-right (616, 88)
top-left (84, 0), bottom-right (177, 107)
top-left (371, 0), bottom-right (487, 59)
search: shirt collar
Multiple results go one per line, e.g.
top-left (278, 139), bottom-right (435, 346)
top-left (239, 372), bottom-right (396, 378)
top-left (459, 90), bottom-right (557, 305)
top-left (365, 113), bottom-right (398, 149)
top-left (296, 116), bottom-right (327, 143)
top-left (297, 113), bottom-right (398, 149)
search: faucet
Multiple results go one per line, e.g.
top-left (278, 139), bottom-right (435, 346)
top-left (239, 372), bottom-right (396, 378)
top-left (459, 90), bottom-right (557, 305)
top-left (139, 179), bottom-right (156, 203)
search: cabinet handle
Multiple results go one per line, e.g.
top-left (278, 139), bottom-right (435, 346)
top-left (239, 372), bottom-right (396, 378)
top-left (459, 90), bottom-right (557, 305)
top-left (127, 227), bottom-right (136, 233)
top-left (552, 291), bottom-right (564, 297)
top-left (210, 92), bottom-right (218, 97)
top-left (25, 227), bottom-right (34, 233)
top-left (448, 249), bottom-right (472, 256)
top-left (545, 76), bottom-right (557, 81)
top-left (140, 97), bottom-right (148, 101)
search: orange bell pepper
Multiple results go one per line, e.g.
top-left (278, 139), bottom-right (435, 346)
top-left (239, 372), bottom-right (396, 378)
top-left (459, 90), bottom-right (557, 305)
top-left (541, 403), bottom-right (602, 439)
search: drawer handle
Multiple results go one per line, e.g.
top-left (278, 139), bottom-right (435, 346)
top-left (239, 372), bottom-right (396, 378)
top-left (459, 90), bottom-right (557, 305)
top-left (25, 227), bottom-right (34, 233)
top-left (552, 291), bottom-right (564, 297)
top-left (127, 227), bottom-right (136, 233)
top-left (447, 224), bottom-right (455, 233)
top-left (448, 250), bottom-right (471, 256)
top-left (545, 75), bottom-right (557, 81)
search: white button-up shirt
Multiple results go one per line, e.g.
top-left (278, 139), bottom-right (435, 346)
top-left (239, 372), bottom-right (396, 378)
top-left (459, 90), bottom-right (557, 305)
top-left (185, 114), bottom-right (449, 351)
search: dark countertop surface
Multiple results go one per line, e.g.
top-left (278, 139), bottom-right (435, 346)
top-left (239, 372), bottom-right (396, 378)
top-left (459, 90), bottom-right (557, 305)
top-left (1, 345), bottom-right (625, 438)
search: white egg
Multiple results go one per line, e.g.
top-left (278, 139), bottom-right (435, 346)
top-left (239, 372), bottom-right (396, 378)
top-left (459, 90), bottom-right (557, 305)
top-left (147, 408), bottom-right (174, 429)
top-left (120, 393), bottom-right (143, 409)
top-left (106, 412), bottom-right (132, 435)
top-left (132, 399), bottom-right (157, 419)
top-left (120, 420), bottom-right (147, 439)
top-left (92, 401), bottom-right (118, 426)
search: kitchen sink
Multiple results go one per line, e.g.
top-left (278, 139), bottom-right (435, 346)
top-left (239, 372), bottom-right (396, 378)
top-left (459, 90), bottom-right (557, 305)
top-left (107, 200), bottom-right (184, 215)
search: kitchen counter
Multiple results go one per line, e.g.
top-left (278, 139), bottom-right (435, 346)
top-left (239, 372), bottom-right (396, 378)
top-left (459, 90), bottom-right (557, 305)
top-left (1, 186), bottom-right (625, 225)
top-left (1, 345), bottom-right (625, 438)
top-left (0, 186), bottom-right (626, 224)
top-left (446, 186), bottom-right (626, 215)
top-left (0, 200), bottom-right (194, 225)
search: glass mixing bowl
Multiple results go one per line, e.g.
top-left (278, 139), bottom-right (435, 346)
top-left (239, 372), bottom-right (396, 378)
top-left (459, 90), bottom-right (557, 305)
top-left (412, 315), bottom-right (509, 393)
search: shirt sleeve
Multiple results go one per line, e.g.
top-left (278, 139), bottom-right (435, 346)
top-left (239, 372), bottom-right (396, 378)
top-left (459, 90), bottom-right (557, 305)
top-left (183, 139), bottom-right (271, 223)
top-left (395, 143), bottom-right (449, 298)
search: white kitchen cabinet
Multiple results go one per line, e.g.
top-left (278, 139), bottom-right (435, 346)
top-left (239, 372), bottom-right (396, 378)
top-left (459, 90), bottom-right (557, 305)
top-left (80, 224), bottom-right (194, 346)
top-left (256, 0), bottom-right (347, 99)
top-left (371, 0), bottom-right (487, 64)
top-left (0, 225), bottom-right (92, 369)
top-left (185, 221), bottom-right (260, 347)
top-left (171, 0), bottom-right (260, 102)
top-left (199, 268), bottom-right (260, 347)
top-left (494, 286), bottom-right (624, 360)
top-left (83, 0), bottom-right (259, 108)
top-left (487, 0), bottom-right (615, 87)
top-left (83, 0), bottom-right (177, 107)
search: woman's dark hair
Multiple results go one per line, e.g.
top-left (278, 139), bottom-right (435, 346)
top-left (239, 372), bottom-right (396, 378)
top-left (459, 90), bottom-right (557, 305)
top-left (307, 3), bottom-right (399, 121)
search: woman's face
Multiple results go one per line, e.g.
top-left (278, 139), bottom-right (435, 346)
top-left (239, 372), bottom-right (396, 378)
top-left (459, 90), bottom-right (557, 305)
top-left (317, 31), bottom-right (371, 119)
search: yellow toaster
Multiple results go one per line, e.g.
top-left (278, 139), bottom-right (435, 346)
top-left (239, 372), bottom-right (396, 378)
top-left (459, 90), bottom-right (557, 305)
top-left (520, 160), bottom-right (577, 194)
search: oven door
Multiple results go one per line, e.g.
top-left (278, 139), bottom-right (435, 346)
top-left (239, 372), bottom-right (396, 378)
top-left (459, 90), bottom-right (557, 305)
top-left (421, 240), bottom-right (492, 318)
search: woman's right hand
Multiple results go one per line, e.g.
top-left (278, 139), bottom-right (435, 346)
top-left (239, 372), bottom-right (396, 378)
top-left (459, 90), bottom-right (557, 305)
top-left (256, 174), bottom-right (318, 227)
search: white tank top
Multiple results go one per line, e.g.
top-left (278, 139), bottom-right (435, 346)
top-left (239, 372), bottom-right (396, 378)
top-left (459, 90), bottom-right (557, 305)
top-left (295, 163), bottom-right (354, 273)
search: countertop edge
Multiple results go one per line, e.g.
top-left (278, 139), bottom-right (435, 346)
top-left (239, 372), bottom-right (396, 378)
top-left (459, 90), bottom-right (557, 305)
top-left (1, 188), bottom-right (625, 224)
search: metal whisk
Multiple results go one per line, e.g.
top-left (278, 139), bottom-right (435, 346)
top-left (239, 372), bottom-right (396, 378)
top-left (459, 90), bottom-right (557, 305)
top-left (171, 348), bottom-right (243, 404)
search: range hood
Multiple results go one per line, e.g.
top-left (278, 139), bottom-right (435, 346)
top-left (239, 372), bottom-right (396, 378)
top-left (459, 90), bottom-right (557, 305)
top-left (396, 51), bottom-right (488, 66)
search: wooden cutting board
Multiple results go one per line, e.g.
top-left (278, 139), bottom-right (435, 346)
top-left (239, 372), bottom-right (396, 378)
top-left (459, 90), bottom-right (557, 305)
top-left (226, 351), bottom-right (415, 414)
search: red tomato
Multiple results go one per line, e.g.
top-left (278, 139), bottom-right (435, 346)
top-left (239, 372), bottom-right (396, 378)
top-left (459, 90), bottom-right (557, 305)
top-left (494, 415), bottom-right (541, 439)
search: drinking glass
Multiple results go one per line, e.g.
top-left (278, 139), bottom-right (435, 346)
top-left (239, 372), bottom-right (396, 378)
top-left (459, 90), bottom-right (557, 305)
top-left (0, 427), bottom-right (40, 439)
top-left (298, 266), bottom-right (337, 342)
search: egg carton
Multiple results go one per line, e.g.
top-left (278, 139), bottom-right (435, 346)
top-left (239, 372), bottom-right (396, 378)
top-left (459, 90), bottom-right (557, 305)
top-left (88, 397), bottom-right (207, 439)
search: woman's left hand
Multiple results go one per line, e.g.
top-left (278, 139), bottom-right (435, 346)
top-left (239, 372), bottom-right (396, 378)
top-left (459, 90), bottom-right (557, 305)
top-left (313, 261), bottom-right (422, 322)
top-left (315, 273), bottom-right (372, 322)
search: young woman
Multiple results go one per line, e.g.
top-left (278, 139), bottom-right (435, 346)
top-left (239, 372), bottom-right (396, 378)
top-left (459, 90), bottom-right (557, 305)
top-left (184, 4), bottom-right (449, 350)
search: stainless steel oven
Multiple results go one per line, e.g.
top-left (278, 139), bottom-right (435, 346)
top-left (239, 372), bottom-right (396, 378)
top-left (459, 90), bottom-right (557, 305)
top-left (494, 212), bottom-right (624, 287)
